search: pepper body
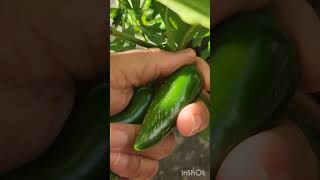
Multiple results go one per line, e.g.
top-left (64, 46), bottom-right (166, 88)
top-left (134, 64), bottom-right (203, 151)
top-left (211, 11), bottom-right (297, 175)
top-left (1, 84), bottom-right (108, 180)
top-left (111, 87), bottom-right (153, 124)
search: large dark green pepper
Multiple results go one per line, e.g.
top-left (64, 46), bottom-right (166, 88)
top-left (211, 11), bottom-right (297, 176)
top-left (134, 64), bottom-right (203, 151)
top-left (1, 84), bottom-right (108, 180)
top-left (111, 86), bottom-right (153, 124)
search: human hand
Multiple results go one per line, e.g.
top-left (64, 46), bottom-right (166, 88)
top-left (214, 0), bottom-right (320, 179)
top-left (0, 1), bottom-right (105, 174)
top-left (110, 48), bottom-right (210, 179)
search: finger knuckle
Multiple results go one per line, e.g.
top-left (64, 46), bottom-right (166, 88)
top-left (133, 160), bottom-right (159, 180)
top-left (147, 48), bottom-right (162, 53)
top-left (127, 155), bottom-right (142, 178)
top-left (161, 135), bottom-right (176, 158)
top-left (149, 161), bottom-right (159, 178)
top-left (110, 152), bottom-right (121, 167)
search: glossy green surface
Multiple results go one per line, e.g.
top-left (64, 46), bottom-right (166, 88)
top-left (111, 87), bottom-right (153, 124)
top-left (211, 11), bottom-right (297, 175)
top-left (134, 64), bottom-right (203, 151)
top-left (1, 84), bottom-right (108, 180)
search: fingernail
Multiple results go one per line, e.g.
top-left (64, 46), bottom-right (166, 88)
top-left (177, 48), bottom-right (195, 56)
top-left (191, 115), bottom-right (202, 135)
top-left (110, 129), bottom-right (128, 149)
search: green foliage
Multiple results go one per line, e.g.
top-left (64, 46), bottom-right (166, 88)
top-left (110, 0), bottom-right (210, 61)
top-left (157, 0), bottom-right (210, 29)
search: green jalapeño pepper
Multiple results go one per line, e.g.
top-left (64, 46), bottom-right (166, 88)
top-left (134, 64), bottom-right (203, 151)
top-left (111, 86), bottom-right (153, 124)
top-left (211, 11), bottom-right (297, 175)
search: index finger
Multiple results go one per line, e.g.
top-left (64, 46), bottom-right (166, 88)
top-left (195, 57), bottom-right (210, 91)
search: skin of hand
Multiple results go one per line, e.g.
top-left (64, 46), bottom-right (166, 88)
top-left (110, 48), bottom-right (210, 179)
top-left (0, 1), bottom-right (106, 174)
top-left (214, 0), bottom-right (320, 179)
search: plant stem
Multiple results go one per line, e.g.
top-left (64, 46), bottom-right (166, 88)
top-left (179, 25), bottom-right (200, 50)
top-left (110, 27), bottom-right (161, 49)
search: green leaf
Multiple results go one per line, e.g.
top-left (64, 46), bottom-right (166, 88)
top-left (110, 27), bottom-right (136, 53)
top-left (142, 0), bottom-right (152, 10)
top-left (200, 47), bottom-right (210, 59)
top-left (111, 27), bottom-right (166, 49)
top-left (111, 7), bottom-right (122, 27)
top-left (161, 7), bottom-right (177, 51)
top-left (110, 8), bottom-right (119, 19)
top-left (156, 0), bottom-right (210, 29)
top-left (129, 0), bottom-right (142, 17)
top-left (118, 0), bottom-right (132, 9)
top-left (140, 9), bottom-right (157, 26)
top-left (111, 0), bottom-right (210, 54)
top-left (130, 0), bottom-right (140, 11)
top-left (178, 25), bottom-right (201, 49)
top-left (192, 38), bottom-right (203, 47)
top-left (155, 2), bottom-right (191, 50)
top-left (194, 26), bottom-right (210, 38)
top-left (141, 27), bottom-right (166, 45)
top-left (160, 4), bottom-right (201, 50)
top-left (110, 37), bottom-right (136, 53)
top-left (127, 9), bottom-right (139, 25)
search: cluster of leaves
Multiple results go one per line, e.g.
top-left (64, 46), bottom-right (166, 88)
top-left (110, 0), bottom-right (210, 60)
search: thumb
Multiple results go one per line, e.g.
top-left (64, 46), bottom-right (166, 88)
top-left (110, 48), bottom-right (196, 88)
